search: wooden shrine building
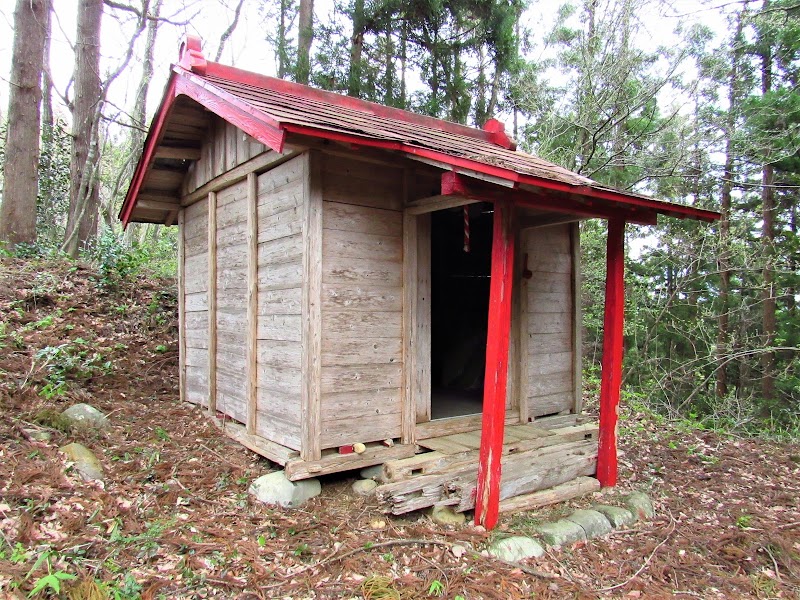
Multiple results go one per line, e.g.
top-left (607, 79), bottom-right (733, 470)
top-left (120, 37), bottom-right (719, 528)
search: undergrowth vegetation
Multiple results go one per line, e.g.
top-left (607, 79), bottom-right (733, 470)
top-left (0, 253), bottom-right (798, 598)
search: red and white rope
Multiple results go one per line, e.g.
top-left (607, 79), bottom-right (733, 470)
top-left (463, 205), bottom-right (470, 253)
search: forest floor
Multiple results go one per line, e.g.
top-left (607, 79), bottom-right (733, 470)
top-left (0, 255), bottom-right (799, 599)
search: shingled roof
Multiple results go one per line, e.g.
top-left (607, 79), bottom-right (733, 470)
top-left (120, 36), bottom-right (719, 226)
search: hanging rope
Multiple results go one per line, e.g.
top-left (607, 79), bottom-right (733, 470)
top-left (463, 205), bottom-right (470, 253)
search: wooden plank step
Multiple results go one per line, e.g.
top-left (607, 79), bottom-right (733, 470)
top-left (508, 425), bottom-right (554, 440)
top-left (452, 444), bottom-right (598, 512)
top-left (447, 431), bottom-right (482, 449)
top-left (533, 413), bottom-right (580, 429)
top-left (382, 451), bottom-right (447, 482)
top-left (383, 422), bottom-right (599, 483)
top-left (498, 476), bottom-right (600, 515)
top-left (376, 439), bottom-right (597, 514)
top-left (419, 437), bottom-right (474, 454)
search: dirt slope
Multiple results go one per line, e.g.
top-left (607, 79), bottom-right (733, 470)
top-left (0, 256), bottom-right (798, 599)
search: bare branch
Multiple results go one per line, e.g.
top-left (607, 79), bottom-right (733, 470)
top-left (214, 0), bottom-right (247, 62)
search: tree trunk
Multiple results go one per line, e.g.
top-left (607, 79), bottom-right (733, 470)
top-left (760, 0), bottom-right (776, 405)
top-left (347, 0), bottom-right (365, 97)
top-left (41, 2), bottom-right (54, 131)
top-left (475, 48), bottom-right (487, 126)
top-left (64, 0), bottom-right (103, 257)
top-left (277, 0), bottom-right (289, 78)
top-left (297, 0), bottom-right (314, 84)
top-left (214, 0), bottom-right (245, 62)
top-left (0, 0), bottom-right (51, 247)
top-left (574, 0), bottom-right (598, 172)
top-left (716, 10), bottom-right (744, 399)
top-left (383, 32), bottom-right (395, 106)
top-left (400, 19), bottom-right (407, 106)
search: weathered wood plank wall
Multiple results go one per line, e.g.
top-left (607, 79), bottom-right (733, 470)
top-left (521, 223), bottom-right (578, 417)
top-left (183, 200), bottom-right (209, 407)
top-left (181, 115), bottom-right (305, 452)
top-left (318, 153), bottom-right (405, 449)
top-left (256, 155), bottom-right (306, 450)
top-left (214, 180), bottom-right (249, 423)
top-left (183, 116), bottom-right (269, 196)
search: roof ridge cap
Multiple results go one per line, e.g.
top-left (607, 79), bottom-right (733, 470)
top-left (199, 60), bottom-right (509, 147)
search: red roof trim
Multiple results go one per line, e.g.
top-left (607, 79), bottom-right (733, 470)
top-left (174, 73), bottom-right (286, 152)
top-left (203, 61), bottom-right (498, 145)
top-left (284, 122), bottom-right (718, 222)
top-left (120, 76), bottom-right (179, 226)
top-left (442, 172), bottom-right (658, 225)
top-left (122, 58), bottom-right (720, 225)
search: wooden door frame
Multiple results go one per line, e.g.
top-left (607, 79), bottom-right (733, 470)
top-left (404, 204), bottom-right (523, 443)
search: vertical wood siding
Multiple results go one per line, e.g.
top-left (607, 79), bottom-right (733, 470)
top-left (183, 200), bottom-right (209, 407)
top-left (255, 155), bottom-right (306, 450)
top-left (183, 116), bottom-right (269, 196)
top-left (521, 224), bottom-right (577, 417)
top-left (214, 180), bottom-right (249, 423)
top-left (318, 154), bottom-right (405, 449)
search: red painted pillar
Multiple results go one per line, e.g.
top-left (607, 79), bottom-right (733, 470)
top-left (597, 218), bottom-right (626, 487)
top-left (475, 199), bottom-right (515, 529)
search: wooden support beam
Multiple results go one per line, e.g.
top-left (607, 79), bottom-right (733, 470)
top-left (405, 194), bottom-right (479, 215)
top-left (301, 151), bottom-right (323, 461)
top-left (137, 197), bottom-right (181, 212)
top-left (165, 208), bottom-right (179, 227)
top-left (401, 179), bottom-right (418, 444)
top-left (498, 476), bottom-right (600, 515)
top-left (571, 222), bottom-right (583, 414)
top-left (518, 214), bottom-right (584, 229)
top-left (155, 145), bottom-right (202, 160)
top-left (177, 210), bottom-right (186, 404)
top-left (475, 199), bottom-right (516, 530)
top-left (210, 416), bottom-right (298, 466)
top-left (207, 192), bottom-right (218, 416)
top-left (246, 173), bottom-right (258, 435)
top-left (181, 148), bottom-right (302, 206)
top-left (597, 218), bottom-right (625, 487)
top-left (416, 214), bottom-right (432, 424)
top-left (440, 173), bottom-right (657, 225)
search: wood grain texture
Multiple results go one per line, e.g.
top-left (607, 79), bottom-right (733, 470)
top-left (415, 214), bottom-right (432, 422)
top-left (571, 222), bottom-right (583, 415)
top-left (401, 205), bottom-right (417, 444)
top-left (207, 192), bottom-right (218, 415)
top-left (178, 210), bottom-right (187, 405)
top-left (210, 415), bottom-right (298, 466)
top-left (284, 443), bottom-right (415, 481)
top-left (321, 154), bottom-right (403, 211)
top-left (183, 144), bottom-right (302, 206)
top-left (246, 172), bottom-right (258, 435)
top-left (301, 151), bottom-right (323, 461)
top-left (522, 224), bottom-right (575, 419)
top-left (317, 151), bottom-right (405, 450)
top-left (252, 154), bottom-right (306, 450)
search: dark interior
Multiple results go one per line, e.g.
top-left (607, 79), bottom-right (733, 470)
top-left (430, 202), bottom-right (494, 419)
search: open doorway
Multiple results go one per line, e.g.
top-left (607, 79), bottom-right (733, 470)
top-left (430, 202), bottom-right (494, 420)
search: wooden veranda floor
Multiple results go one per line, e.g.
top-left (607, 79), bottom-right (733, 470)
top-left (376, 415), bottom-right (599, 515)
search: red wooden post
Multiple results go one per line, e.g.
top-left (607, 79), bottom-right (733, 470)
top-left (475, 199), bottom-right (515, 529)
top-left (597, 218), bottom-right (626, 487)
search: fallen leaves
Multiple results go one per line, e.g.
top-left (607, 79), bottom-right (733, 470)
top-left (0, 256), bottom-right (798, 598)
